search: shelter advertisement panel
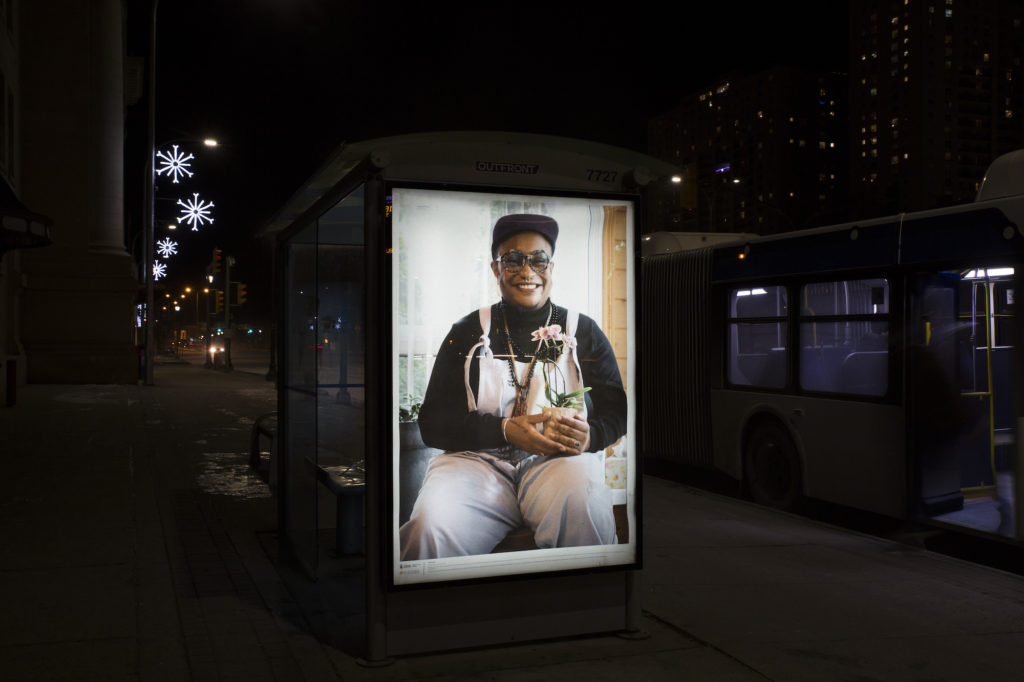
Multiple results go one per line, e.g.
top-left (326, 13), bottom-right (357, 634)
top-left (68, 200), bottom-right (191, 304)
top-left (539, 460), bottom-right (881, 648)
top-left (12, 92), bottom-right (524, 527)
top-left (391, 186), bottom-right (638, 586)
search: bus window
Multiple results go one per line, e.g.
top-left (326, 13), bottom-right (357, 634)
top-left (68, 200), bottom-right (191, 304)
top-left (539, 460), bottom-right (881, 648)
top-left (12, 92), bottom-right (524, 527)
top-left (728, 285), bottom-right (787, 388)
top-left (800, 278), bottom-right (889, 395)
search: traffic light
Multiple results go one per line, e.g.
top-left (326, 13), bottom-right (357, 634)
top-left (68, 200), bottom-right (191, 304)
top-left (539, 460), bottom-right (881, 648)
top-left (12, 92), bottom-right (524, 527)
top-left (215, 289), bottom-right (224, 313)
top-left (212, 248), bottom-right (222, 274)
top-left (235, 282), bottom-right (247, 305)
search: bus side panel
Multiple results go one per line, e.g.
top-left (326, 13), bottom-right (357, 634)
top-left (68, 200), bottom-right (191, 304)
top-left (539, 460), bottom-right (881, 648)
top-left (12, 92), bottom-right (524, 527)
top-left (711, 390), bottom-right (907, 518)
top-left (641, 249), bottom-right (714, 470)
top-left (796, 398), bottom-right (906, 518)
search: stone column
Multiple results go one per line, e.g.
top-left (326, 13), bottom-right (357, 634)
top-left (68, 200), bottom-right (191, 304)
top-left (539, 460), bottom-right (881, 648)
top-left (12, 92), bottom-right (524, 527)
top-left (88, 0), bottom-right (128, 255)
top-left (18, 0), bottom-right (138, 384)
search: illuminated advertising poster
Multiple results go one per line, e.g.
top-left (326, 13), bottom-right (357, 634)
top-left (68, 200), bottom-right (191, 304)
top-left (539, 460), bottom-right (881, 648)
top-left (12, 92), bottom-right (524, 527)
top-left (391, 187), bottom-right (637, 585)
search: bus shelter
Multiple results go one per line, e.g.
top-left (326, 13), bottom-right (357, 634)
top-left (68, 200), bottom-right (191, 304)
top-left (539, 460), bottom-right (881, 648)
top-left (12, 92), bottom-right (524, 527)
top-left (260, 131), bottom-right (678, 660)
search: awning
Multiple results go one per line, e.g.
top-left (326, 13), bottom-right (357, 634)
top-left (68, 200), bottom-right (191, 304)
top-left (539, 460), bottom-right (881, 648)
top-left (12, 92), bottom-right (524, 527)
top-left (0, 180), bottom-right (51, 255)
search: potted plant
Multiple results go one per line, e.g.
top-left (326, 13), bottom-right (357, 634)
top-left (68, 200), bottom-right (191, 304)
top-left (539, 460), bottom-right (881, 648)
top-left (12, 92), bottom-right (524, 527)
top-left (532, 324), bottom-right (591, 425)
top-left (398, 399), bottom-right (424, 450)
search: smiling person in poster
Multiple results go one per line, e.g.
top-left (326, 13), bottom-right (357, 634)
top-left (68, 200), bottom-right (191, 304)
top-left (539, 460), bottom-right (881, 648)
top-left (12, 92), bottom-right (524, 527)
top-left (399, 214), bottom-right (627, 560)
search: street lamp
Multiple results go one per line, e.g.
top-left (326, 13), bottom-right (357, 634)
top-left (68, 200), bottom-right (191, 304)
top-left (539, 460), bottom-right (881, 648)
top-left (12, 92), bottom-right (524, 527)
top-left (142, 0), bottom-right (216, 382)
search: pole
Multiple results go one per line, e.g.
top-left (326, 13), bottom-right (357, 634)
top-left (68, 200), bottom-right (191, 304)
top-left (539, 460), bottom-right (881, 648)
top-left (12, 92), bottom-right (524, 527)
top-left (143, 0), bottom-right (160, 386)
top-left (224, 256), bottom-right (233, 371)
top-left (224, 256), bottom-right (231, 329)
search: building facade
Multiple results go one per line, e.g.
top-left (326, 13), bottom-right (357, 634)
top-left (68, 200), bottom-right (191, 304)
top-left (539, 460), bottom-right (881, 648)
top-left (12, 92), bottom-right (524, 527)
top-left (0, 0), bottom-right (137, 405)
top-left (848, 0), bottom-right (1024, 217)
top-left (648, 66), bottom-right (847, 236)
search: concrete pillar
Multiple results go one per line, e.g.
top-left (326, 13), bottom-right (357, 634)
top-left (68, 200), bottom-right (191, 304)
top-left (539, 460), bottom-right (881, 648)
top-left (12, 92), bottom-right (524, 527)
top-left (18, 0), bottom-right (137, 384)
top-left (88, 0), bottom-right (127, 255)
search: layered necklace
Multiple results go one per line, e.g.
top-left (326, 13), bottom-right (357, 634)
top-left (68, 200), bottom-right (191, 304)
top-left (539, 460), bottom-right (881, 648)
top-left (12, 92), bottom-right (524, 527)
top-left (500, 300), bottom-right (552, 417)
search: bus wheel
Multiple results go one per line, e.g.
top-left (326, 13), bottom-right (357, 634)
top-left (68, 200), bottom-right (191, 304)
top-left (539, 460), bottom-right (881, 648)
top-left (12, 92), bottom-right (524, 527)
top-left (744, 421), bottom-right (802, 510)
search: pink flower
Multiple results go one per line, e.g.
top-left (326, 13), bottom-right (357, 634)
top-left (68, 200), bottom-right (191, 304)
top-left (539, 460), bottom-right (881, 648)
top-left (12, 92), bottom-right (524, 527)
top-left (531, 324), bottom-right (563, 342)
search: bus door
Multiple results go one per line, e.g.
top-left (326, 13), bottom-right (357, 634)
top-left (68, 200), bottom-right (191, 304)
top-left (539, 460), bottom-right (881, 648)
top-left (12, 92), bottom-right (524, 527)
top-left (908, 269), bottom-right (1016, 538)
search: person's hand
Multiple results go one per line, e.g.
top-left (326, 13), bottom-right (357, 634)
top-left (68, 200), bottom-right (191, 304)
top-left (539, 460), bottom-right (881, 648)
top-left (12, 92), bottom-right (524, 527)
top-left (503, 414), bottom-right (590, 456)
top-left (503, 414), bottom-right (567, 455)
top-left (546, 414), bottom-right (590, 455)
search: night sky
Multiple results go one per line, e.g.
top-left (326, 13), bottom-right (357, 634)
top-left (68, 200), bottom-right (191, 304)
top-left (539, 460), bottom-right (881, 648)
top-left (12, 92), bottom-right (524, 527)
top-left (144, 0), bottom-right (849, 317)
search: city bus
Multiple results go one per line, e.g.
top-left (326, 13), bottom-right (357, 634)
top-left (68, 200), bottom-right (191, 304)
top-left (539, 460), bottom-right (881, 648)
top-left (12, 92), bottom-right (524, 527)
top-left (641, 150), bottom-right (1024, 541)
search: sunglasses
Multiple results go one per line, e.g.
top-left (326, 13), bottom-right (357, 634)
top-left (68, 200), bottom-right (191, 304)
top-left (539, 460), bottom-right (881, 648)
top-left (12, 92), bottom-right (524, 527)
top-left (497, 249), bottom-right (551, 274)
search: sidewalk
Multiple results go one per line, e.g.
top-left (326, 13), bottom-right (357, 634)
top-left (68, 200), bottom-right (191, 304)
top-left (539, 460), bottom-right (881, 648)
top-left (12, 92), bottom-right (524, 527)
top-left (3, 361), bottom-right (1024, 680)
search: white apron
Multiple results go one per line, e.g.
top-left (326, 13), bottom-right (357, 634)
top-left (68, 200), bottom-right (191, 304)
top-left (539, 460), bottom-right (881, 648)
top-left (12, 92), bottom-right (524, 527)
top-left (465, 305), bottom-right (590, 444)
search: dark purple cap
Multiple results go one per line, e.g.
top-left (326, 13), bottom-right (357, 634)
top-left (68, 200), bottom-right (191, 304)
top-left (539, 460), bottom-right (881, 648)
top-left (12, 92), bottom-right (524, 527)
top-left (490, 214), bottom-right (558, 260)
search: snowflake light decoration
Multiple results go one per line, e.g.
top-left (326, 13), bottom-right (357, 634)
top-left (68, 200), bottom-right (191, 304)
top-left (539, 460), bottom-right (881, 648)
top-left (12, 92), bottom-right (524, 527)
top-left (156, 238), bottom-right (178, 259)
top-left (155, 145), bottom-right (194, 184)
top-left (152, 261), bottom-right (167, 280)
top-left (176, 193), bottom-right (215, 231)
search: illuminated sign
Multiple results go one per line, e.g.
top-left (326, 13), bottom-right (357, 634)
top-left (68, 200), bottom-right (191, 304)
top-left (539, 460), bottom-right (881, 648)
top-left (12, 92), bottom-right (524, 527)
top-left (390, 187), bottom-right (637, 586)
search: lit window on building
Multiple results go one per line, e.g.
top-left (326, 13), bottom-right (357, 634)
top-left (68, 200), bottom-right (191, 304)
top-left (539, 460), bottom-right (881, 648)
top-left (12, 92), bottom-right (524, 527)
top-left (891, 156), bottom-right (899, 165)
top-left (819, 141), bottom-right (827, 150)
top-left (1007, 109), bottom-right (1014, 118)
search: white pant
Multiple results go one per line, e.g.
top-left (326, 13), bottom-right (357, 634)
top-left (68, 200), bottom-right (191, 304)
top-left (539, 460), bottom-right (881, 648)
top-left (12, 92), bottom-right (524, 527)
top-left (399, 450), bottom-right (616, 559)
